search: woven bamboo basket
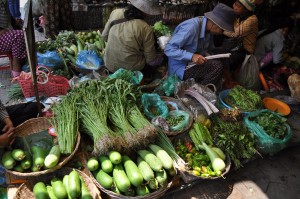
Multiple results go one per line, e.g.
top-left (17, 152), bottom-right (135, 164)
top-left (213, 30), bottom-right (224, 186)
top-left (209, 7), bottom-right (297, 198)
top-left (13, 167), bottom-right (101, 199)
top-left (159, 96), bottom-right (194, 137)
top-left (172, 132), bottom-right (231, 183)
top-left (5, 117), bottom-right (81, 176)
top-left (92, 171), bottom-right (174, 199)
top-left (83, 151), bottom-right (175, 199)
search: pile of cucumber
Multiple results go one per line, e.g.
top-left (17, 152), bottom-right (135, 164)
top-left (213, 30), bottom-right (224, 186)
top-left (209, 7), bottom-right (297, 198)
top-left (87, 144), bottom-right (176, 197)
top-left (33, 169), bottom-right (92, 199)
top-left (1, 145), bottom-right (61, 172)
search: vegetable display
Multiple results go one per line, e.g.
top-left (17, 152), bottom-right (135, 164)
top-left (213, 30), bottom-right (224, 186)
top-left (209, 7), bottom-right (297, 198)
top-left (224, 85), bottom-right (263, 112)
top-left (32, 169), bottom-right (93, 199)
top-left (89, 148), bottom-right (174, 197)
top-left (51, 78), bottom-right (156, 155)
top-left (249, 111), bottom-right (288, 139)
top-left (211, 115), bottom-right (257, 168)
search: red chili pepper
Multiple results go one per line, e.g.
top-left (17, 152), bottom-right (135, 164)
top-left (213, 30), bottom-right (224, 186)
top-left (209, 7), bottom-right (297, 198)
top-left (184, 140), bottom-right (194, 153)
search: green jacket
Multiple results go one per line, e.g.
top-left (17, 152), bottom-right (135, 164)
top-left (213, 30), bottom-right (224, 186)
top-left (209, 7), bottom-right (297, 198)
top-left (102, 9), bottom-right (157, 72)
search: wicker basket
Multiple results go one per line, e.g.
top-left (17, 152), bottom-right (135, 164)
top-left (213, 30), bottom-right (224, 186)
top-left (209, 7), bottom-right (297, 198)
top-left (13, 167), bottom-right (101, 199)
top-left (159, 96), bottom-right (194, 137)
top-left (83, 151), bottom-right (175, 199)
top-left (5, 117), bottom-right (81, 177)
top-left (172, 132), bottom-right (231, 184)
top-left (93, 172), bottom-right (174, 199)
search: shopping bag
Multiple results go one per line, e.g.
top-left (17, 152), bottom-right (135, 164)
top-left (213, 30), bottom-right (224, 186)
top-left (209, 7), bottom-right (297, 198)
top-left (238, 54), bottom-right (261, 90)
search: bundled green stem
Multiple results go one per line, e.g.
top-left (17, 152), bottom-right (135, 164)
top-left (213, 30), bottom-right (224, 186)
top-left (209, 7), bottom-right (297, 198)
top-left (51, 93), bottom-right (79, 154)
top-left (155, 131), bottom-right (186, 169)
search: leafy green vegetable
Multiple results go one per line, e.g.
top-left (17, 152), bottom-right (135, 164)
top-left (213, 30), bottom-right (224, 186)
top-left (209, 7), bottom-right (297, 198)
top-left (152, 21), bottom-right (173, 37)
top-left (224, 85), bottom-right (263, 112)
top-left (249, 111), bottom-right (288, 139)
top-left (211, 115), bottom-right (257, 168)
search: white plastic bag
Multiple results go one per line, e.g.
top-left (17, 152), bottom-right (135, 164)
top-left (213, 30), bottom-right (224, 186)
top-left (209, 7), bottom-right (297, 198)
top-left (238, 54), bottom-right (261, 91)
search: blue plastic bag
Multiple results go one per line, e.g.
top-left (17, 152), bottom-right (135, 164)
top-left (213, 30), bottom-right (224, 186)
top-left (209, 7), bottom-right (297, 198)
top-left (76, 50), bottom-right (103, 70)
top-left (37, 51), bottom-right (64, 67)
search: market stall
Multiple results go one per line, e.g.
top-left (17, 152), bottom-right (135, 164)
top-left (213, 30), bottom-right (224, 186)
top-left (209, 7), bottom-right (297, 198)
top-left (1, 0), bottom-right (300, 198)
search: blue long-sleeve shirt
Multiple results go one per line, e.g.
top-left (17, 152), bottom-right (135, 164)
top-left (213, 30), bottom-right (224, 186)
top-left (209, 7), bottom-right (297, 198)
top-left (8, 0), bottom-right (21, 18)
top-left (164, 16), bottom-right (214, 79)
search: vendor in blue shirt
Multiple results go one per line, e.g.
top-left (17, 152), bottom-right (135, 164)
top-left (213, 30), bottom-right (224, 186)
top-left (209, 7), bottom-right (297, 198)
top-left (164, 3), bottom-right (235, 86)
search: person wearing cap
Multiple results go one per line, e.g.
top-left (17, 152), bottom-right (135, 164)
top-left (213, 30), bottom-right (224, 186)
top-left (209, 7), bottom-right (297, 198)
top-left (164, 3), bottom-right (235, 86)
top-left (223, 0), bottom-right (258, 70)
top-left (102, 0), bottom-right (164, 75)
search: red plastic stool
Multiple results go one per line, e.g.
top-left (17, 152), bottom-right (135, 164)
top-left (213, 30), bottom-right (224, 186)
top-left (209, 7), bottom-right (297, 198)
top-left (0, 52), bottom-right (13, 71)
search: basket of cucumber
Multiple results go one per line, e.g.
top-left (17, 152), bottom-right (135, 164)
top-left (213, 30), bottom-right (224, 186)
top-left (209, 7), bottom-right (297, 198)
top-left (13, 167), bottom-right (101, 199)
top-left (2, 117), bottom-right (81, 177)
top-left (84, 148), bottom-right (177, 199)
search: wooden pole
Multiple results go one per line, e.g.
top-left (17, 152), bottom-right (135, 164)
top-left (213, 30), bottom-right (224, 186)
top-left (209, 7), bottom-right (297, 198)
top-left (22, 0), bottom-right (42, 116)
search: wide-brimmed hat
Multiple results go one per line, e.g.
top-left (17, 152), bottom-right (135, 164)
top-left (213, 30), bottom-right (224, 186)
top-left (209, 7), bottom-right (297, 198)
top-left (204, 3), bottom-right (235, 32)
top-left (129, 0), bottom-right (165, 15)
top-left (238, 0), bottom-right (256, 11)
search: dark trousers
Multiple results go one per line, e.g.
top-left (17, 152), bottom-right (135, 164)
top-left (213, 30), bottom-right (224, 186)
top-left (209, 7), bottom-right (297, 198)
top-left (0, 102), bottom-right (40, 129)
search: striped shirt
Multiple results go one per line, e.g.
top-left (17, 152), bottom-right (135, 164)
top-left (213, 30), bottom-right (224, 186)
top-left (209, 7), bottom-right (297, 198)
top-left (0, 0), bottom-right (11, 29)
top-left (0, 100), bottom-right (9, 121)
top-left (223, 15), bottom-right (258, 54)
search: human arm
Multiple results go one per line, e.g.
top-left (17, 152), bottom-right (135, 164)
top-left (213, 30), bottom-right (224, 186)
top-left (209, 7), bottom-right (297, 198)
top-left (0, 101), bottom-right (14, 148)
top-left (223, 15), bottom-right (258, 38)
top-left (164, 25), bottom-right (196, 62)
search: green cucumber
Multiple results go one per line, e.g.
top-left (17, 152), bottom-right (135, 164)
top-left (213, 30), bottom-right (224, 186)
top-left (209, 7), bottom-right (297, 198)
top-left (80, 176), bottom-right (92, 199)
top-left (122, 156), bottom-right (143, 187)
top-left (148, 144), bottom-right (174, 170)
top-left (51, 178), bottom-right (68, 199)
top-left (68, 170), bottom-right (81, 198)
top-left (95, 169), bottom-right (113, 189)
top-left (86, 157), bottom-right (99, 171)
top-left (113, 164), bottom-right (131, 193)
top-left (31, 146), bottom-right (48, 169)
top-left (137, 156), bottom-right (155, 182)
top-left (111, 182), bottom-right (121, 194)
top-left (11, 149), bottom-right (26, 161)
top-left (98, 155), bottom-right (113, 173)
top-left (33, 182), bottom-right (50, 199)
top-left (155, 169), bottom-right (168, 187)
top-left (21, 151), bottom-right (32, 170)
top-left (167, 164), bottom-right (177, 177)
top-left (62, 175), bottom-right (71, 199)
top-left (13, 164), bottom-right (24, 172)
top-left (148, 179), bottom-right (159, 190)
top-left (137, 149), bottom-right (163, 172)
top-left (108, 151), bottom-right (122, 165)
top-left (136, 184), bottom-right (150, 196)
top-left (1, 151), bottom-right (16, 169)
top-left (46, 185), bottom-right (58, 199)
top-left (44, 145), bottom-right (61, 169)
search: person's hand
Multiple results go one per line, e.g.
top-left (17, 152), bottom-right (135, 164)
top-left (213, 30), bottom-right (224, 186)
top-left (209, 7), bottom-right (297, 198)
top-left (192, 54), bottom-right (207, 65)
top-left (1, 118), bottom-right (15, 148)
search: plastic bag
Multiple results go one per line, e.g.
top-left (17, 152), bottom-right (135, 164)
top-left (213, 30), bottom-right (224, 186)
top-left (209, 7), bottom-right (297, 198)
top-left (238, 55), bottom-right (261, 91)
top-left (166, 110), bottom-right (190, 132)
top-left (76, 50), bottom-right (103, 70)
top-left (244, 109), bottom-right (292, 155)
top-left (109, 68), bottom-right (143, 85)
top-left (37, 51), bottom-right (64, 67)
top-left (153, 74), bottom-right (181, 96)
top-left (141, 93), bottom-right (169, 119)
top-left (175, 78), bottom-right (217, 117)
